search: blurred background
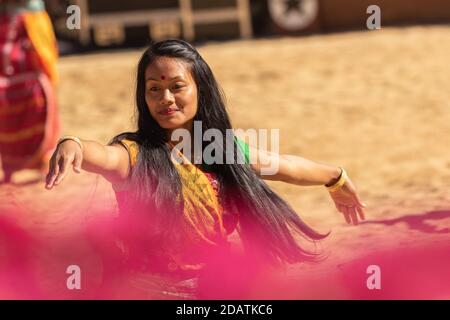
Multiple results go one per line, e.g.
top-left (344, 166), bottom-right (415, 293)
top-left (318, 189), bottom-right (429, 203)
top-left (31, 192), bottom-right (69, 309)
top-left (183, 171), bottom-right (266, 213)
top-left (45, 0), bottom-right (450, 53)
top-left (0, 0), bottom-right (449, 299)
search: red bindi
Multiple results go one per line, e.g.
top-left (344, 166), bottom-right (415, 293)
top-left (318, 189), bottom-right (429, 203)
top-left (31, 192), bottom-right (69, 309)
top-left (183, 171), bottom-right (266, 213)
top-left (161, 75), bottom-right (165, 80)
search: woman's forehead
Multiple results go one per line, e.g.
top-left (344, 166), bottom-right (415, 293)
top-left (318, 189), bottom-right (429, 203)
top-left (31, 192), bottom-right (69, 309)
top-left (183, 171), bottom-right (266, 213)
top-left (145, 57), bottom-right (191, 80)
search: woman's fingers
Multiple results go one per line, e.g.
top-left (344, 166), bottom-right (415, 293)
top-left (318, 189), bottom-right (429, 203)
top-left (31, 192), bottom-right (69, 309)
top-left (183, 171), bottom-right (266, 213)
top-left (336, 203), bottom-right (366, 226)
top-left (73, 151), bottom-right (83, 173)
top-left (351, 192), bottom-right (366, 221)
top-left (332, 177), bottom-right (367, 225)
top-left (45, 156), bottom-right (54, 184)
top-left (340, 205), bottom-right (351, 225)
top-left (45, 141), bottom-right (82, 190)
top-left (349, 207), bottom-right (358, 225)
top-left (54, 155), bottom-right (73, 185)
top-left (46, 154), bottom-right (60, 189)
top-left (356, 205), bottom-right (366, 221)
top-left (338, 202), bottom-right (361, 225)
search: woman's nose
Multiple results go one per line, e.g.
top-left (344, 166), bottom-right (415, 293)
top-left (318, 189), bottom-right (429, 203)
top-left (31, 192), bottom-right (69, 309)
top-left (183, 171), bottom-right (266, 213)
top-left (161, 89), bottom-right (175, 105)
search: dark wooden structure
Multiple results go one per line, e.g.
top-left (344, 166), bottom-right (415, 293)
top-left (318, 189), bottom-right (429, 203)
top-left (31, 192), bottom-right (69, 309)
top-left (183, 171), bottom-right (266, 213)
top-left (47, 0), bottom-right (450, 47)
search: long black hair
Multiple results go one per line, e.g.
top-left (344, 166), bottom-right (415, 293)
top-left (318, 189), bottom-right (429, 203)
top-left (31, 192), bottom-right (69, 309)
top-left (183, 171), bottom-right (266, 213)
top-left (111, 39), bottom-right (328, 265)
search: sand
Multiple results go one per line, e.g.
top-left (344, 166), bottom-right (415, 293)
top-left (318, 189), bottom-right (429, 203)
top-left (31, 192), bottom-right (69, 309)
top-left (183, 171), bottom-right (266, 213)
top-left (1, 25), bottom-right (449, 299)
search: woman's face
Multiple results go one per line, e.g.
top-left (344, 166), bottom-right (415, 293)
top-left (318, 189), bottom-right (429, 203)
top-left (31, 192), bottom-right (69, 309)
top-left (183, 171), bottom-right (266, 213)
top-left (145, 57), bottom-right (198, 133)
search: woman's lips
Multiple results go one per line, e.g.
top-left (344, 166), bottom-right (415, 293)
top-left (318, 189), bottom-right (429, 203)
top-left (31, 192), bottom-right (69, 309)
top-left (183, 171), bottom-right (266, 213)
top-left (158, 108), bottom-right (179, 116)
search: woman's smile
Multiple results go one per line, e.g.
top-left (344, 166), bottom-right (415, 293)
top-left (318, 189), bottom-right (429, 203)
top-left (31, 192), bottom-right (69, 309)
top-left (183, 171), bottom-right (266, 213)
top-left (158, 108), bottom-right (179, 116)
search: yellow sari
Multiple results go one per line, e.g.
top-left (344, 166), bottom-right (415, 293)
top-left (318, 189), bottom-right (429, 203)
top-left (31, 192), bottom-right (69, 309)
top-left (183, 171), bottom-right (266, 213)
top-left (119, 139), bottom-right (227, 247)
top-left (114, 139), bottom-right (252, 276)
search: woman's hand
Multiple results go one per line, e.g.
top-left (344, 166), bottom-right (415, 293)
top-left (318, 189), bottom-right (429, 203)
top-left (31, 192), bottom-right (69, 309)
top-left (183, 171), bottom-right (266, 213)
top-left (45, 140), bottom-right (83, 189)
top-left (328, 175), bottom-right (367, 225)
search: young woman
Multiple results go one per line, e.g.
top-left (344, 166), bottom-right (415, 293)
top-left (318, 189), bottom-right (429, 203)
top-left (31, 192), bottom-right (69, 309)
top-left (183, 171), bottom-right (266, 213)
top-left (45, 39), bottom-right (366, 299)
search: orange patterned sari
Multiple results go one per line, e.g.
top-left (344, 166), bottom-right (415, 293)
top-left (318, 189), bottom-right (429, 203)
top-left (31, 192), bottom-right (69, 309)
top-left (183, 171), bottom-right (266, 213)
top-left (0, 9), bottom-right (59, 175)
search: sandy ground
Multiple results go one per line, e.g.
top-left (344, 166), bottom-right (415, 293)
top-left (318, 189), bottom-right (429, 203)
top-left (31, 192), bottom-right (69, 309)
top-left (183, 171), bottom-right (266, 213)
top-left (1, 25), bottom-right (449, 299)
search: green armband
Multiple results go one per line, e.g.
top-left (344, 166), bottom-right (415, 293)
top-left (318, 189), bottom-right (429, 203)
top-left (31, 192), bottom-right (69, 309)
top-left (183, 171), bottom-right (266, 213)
top-left (235, 137), bottom-right (250, 165)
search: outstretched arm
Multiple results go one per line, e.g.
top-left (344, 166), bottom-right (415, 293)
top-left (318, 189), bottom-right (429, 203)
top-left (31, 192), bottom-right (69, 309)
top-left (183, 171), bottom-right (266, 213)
top-left (248, 145), bottom-right (367, 225)
top-left (45, 138), bottom-right (130, 189)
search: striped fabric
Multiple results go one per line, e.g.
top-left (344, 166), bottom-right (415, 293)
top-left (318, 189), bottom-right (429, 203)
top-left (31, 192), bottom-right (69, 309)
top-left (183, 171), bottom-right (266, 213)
top-left (0, 10), bottom-right (59, 174)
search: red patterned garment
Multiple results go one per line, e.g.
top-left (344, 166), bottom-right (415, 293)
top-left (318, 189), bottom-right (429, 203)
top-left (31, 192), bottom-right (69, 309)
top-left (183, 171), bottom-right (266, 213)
top-left (0, 11), bottom-right (59, 177)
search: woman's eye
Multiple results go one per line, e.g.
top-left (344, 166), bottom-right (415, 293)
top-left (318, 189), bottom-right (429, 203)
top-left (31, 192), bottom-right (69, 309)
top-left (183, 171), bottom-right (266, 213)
top-left (173, 84), bottom-right (185, 90)
top-left (147, 87), bottom-right (159, 92)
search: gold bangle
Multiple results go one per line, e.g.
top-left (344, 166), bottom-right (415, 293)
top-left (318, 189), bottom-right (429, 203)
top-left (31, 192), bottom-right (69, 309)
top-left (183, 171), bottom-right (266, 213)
top-left (57, 136), bottom-right (83, 152)
top-left (326, 167), bottom-right (347, 192)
